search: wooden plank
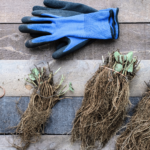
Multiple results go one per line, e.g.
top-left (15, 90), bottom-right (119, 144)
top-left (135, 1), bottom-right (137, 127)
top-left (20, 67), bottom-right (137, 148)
top-left (0, 60), bottom-right (149, 97)
top-left (0, 0), bottom-right (150, 23)
top-left (0, 0), bottom-right (43, 23)
top-left (0, 97), bottom-right (140, 134)
top-left (0, 135), bottom-right (117, 150)
top-left (0, 24), bottom-right (55, 61)
top-left (0, 24), bottom-right (149, 60)
top-left (0, 60), bottom-right (101, 97)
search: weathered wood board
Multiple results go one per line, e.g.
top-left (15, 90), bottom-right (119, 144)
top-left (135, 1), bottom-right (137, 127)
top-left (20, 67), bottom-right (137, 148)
top-left (0, 97), bottom-right (140, 134)
top-left (0, 60), bottom-right (101, 97)
top-left (0, 135), bottom-right (118, 150)
top-left (0, 24), bottom-right (149, 60)
top-left (0, 60), bottom-right (149, 97)
top-left (0, 0), bottom-right (149, 149)
top-left (0, 0), bottom-right (150, 23)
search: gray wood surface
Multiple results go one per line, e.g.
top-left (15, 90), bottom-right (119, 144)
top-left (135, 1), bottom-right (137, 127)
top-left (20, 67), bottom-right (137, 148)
top-left (0, 135), bottom-right (117, 150)
top-left (0, 97), bottom-right (140, 134)
top-left (0, 60), bottom-right (101, 97)
top-left (0, 24), bottom-right (149, 60)
top-left (0, 0), bottom-right (150, 23)
top-left (0, 60), bottom-right (149, 97)
top-left (0, 97), bottom-right (82, 134)
top-left (0, 0), bottom-right (149, 148)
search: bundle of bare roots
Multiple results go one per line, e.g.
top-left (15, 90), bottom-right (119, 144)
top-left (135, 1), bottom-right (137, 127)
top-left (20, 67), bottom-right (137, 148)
top-left (116, 82), bottom-right (150, 150)
top-left (13, 67), bottom-right (73, 150)
top-left (71, 51), bottom-right (139, 150)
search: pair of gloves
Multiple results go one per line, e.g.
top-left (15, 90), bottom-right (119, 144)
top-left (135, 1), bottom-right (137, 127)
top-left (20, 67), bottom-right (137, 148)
top-left (19, 0), bottom-right (119, 59)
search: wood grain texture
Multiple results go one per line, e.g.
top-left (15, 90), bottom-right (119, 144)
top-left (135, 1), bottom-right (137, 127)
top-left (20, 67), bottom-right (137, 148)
top-left (0, 24), bottom-right (55, 60)
top-left (0, 0), bottom-right (150, 23)
top-left (0, 97), bottom-right (140, 134)
top-left (0, 135), bottom-right (117, 150)
top-left (0, 0), bottom-right (43, 23)
top-left (0, 24), bottom-right (149, 60)
top-left (0, 60), bottom-right (149, 97)
top-left (0, 60), bottom-right (101, 97)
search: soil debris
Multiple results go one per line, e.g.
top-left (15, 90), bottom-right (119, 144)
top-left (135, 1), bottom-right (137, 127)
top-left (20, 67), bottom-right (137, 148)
top-left (71, 50), bottom-right (139, 150)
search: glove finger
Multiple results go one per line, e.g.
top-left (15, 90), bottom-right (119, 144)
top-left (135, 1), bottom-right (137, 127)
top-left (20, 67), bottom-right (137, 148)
top-left (32, 9), bottom-right (81, 17)
top-left (32, 7), bottom-right (112, 18)
top-left (33, 6), bottom-right (51, 11)
top-left (30, 33), bottom-right (49, 38)
top-left (56, 40), bottom-right (67, 50)
top-left (19, 24), bottom-right (53, 34)
top-left (25, 34), bottom-right (58, 48)
top-left (52, 37), bottom-right (94, 59)
top-left (56, 37), bottom-right (80, 50)
top-left (21, 16), bottom-right (54, 23)
top-left (44, 0), bottom-right (97, 13)
top-left (29, 34), bottom-right (88, 52)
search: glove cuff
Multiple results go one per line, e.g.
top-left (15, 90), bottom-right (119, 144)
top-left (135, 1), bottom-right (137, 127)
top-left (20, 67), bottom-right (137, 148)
top-left (110, 8), bottom-right (119, 39)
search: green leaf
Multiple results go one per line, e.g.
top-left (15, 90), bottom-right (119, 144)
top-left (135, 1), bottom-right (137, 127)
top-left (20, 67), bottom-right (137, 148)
top-left (69, 82), bottom-right (74, 92)
top-left (114, 63), bottom-right (123, 72)
top-left (126, 52), bottom-right (133, 63)
top-left (33, 68), bottom-right (40, 78)
top-left (114, 51), bottom-right (133, 63)
top-left (29, 74), bottom-right (36, 81)
top-left (127, 64), bottom-right (134, 73)
top-left (114, 51), bottom-right (120, 62)
top-left (114, 51), bottom-right (136, 73)
top-left (125, 58), bottom-right (136, 73)
top-left (29, 68), bottom-right (40, 81)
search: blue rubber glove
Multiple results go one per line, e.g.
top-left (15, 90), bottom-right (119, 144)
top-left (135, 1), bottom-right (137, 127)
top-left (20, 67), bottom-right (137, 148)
top-left (30, 0), bottom-right (98, 55)
top-left (29, 6), bottom-right (94, 59)
top-left (19, 0), bottom-right (119, 59)
top-left (32, 5), bottom-right (119, 40)
top-left (19, 9), bottom-right (119, 45)
top-left (30, 3), bottom-right (119, 59)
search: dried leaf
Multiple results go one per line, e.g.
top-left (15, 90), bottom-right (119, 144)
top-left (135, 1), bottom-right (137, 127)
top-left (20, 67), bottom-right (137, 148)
top-left (25, 85), bottom-right (33, 90)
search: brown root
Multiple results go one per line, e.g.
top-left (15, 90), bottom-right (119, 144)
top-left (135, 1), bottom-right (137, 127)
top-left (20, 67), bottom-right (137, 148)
top-left (71, 51), bottom-right (138, 150)
top-left (13, 67), bottom-right (66, 150)
top-left (116, 83), bottom-right (150, 150)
